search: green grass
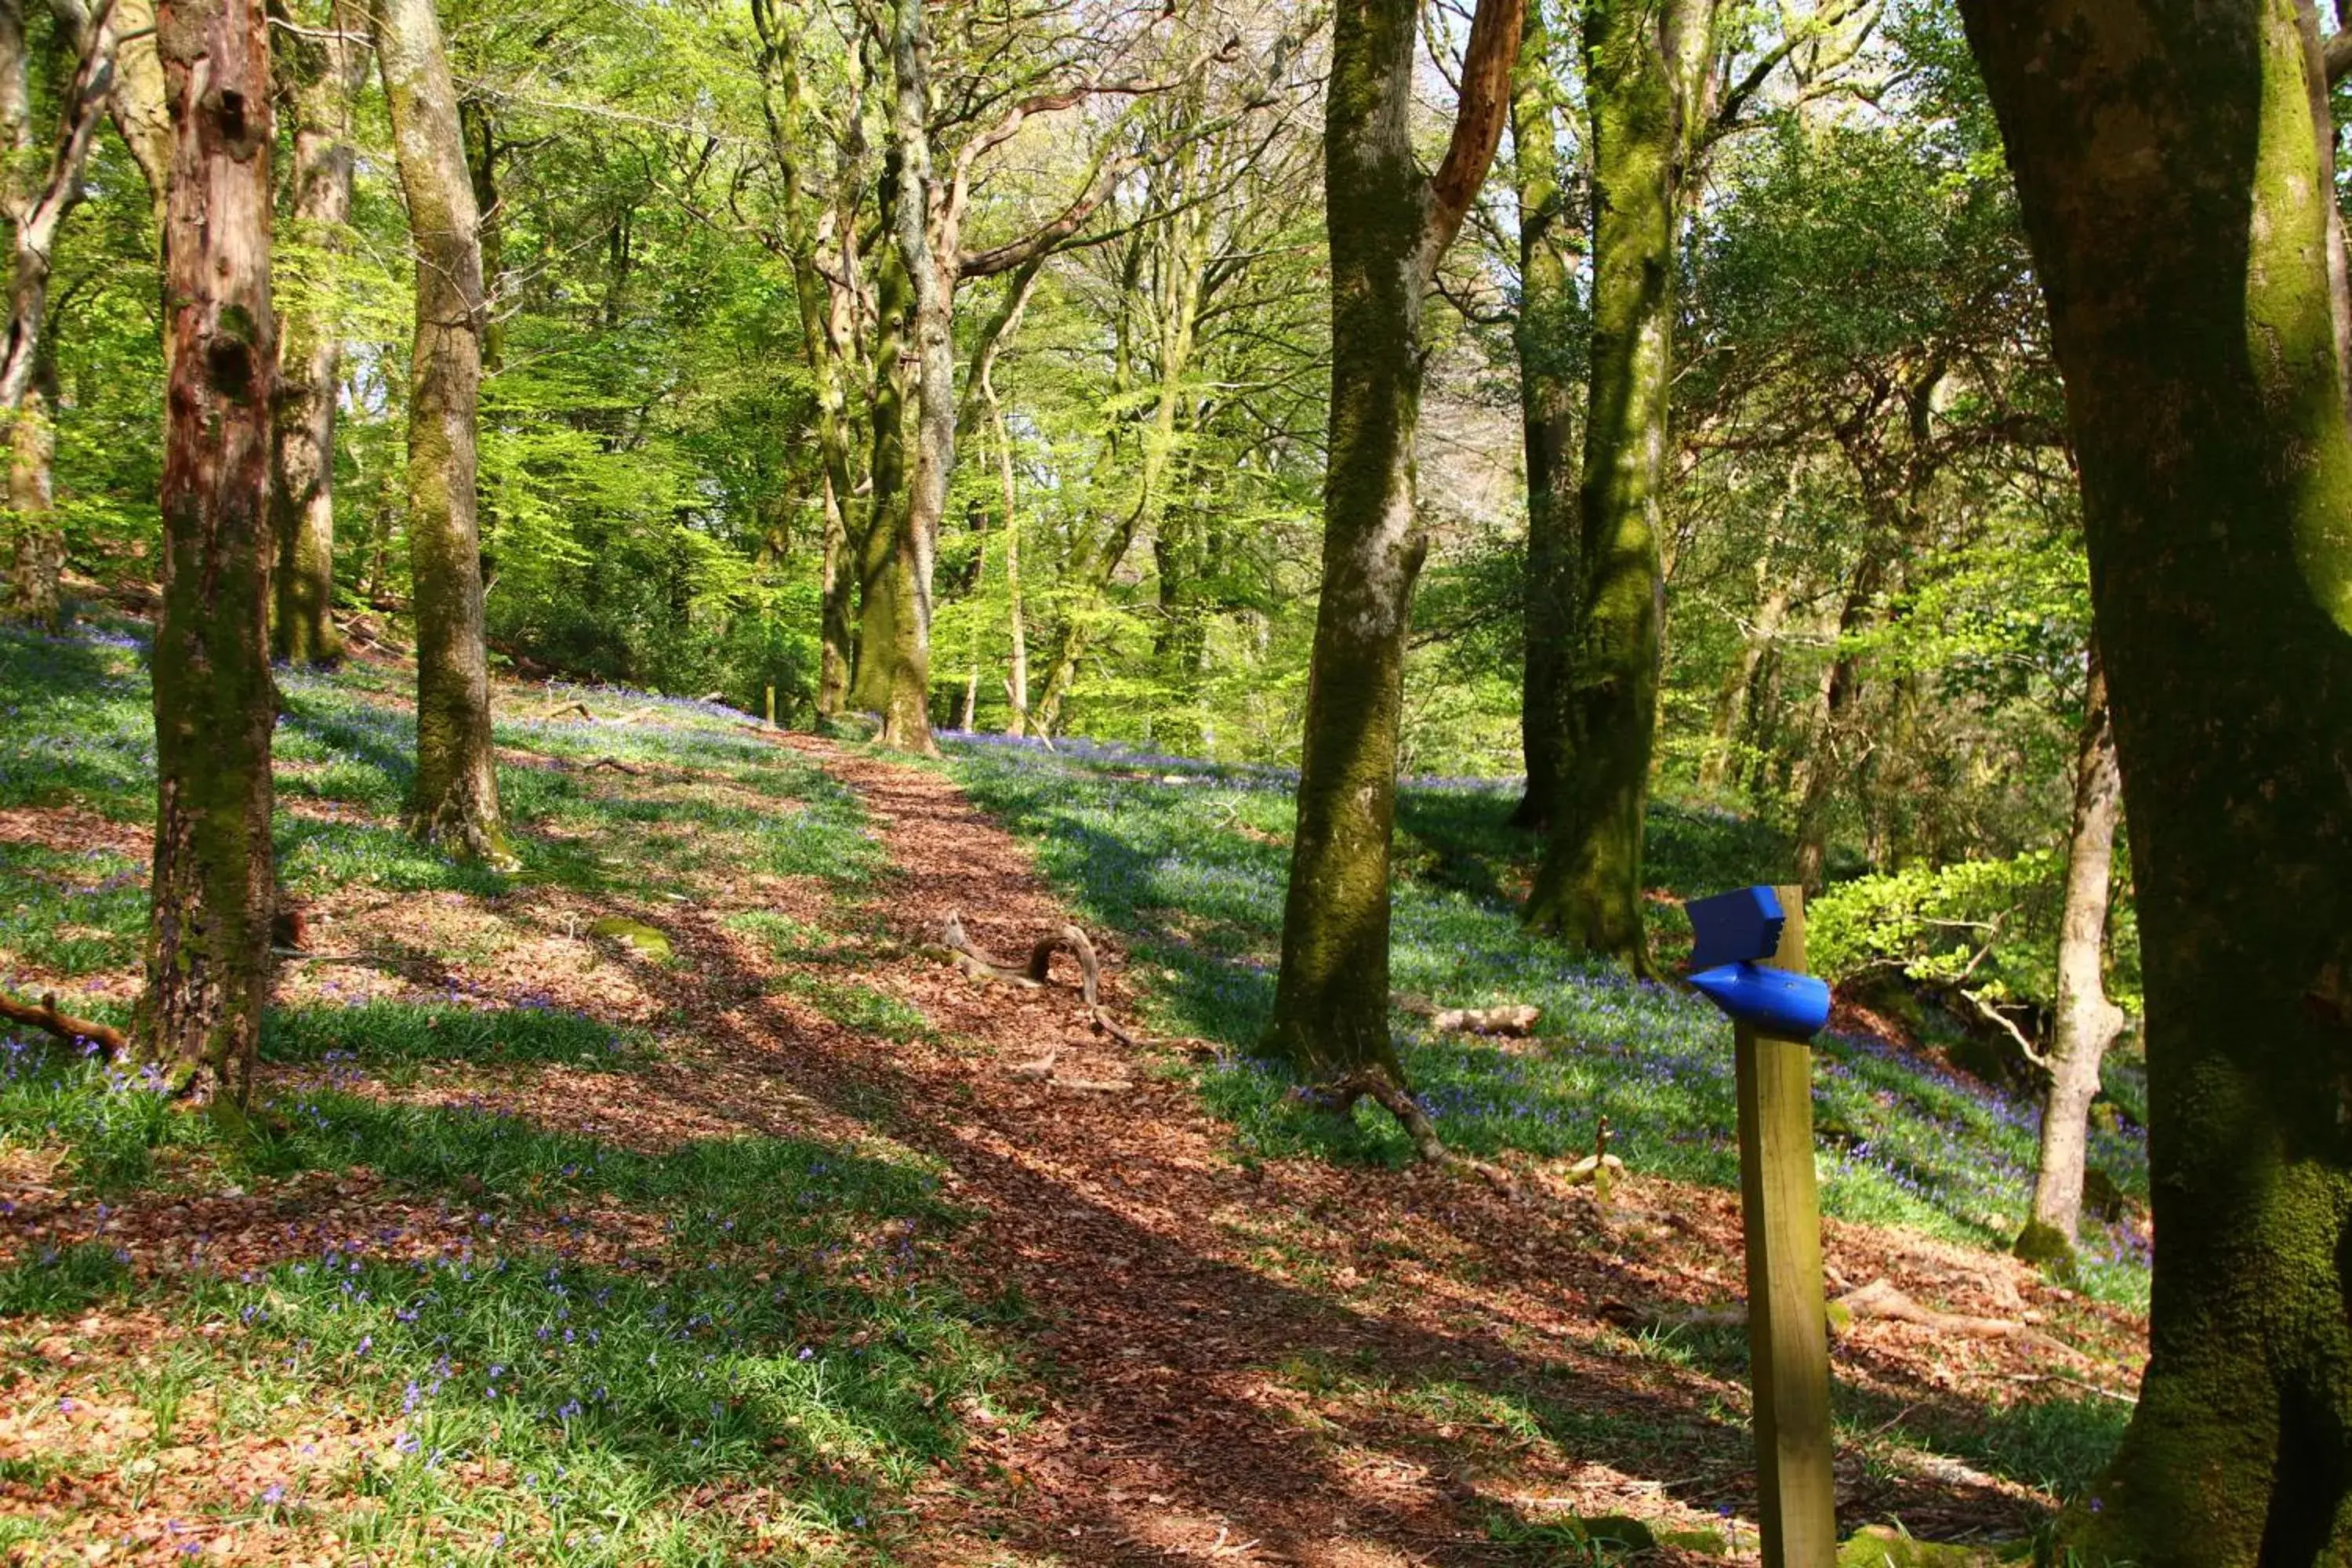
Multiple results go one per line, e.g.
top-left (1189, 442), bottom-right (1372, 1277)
top-left (770, 973), bottom-right (932, 1044)
top-left (0, 1031), bottom-right (1019, 1563)
top-left (263, 1000), bottom-right (650, 1069)
top-left (0, 1239), bottom-right (132, 1316)
top-left (946, 738), bottom-right (2152, 1307)
top-left (0, 840), bottom-right (147, 977)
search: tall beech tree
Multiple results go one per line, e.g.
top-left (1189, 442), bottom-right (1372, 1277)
top-left (375, 0), bottom-right (509, 863)
top-left (1525, 0), bottom-right (1867, 964)
top-left (1963, 0), bottom-right (2352, 1542)
top-left (140, 0), bottom-right (276, 1103)
top-left (1262, 0), bottom-right (1523, 1080)
top-left (268, 0), bottom-right (367, 666)
top-left (1519, 0), bottom-right (1715, 970)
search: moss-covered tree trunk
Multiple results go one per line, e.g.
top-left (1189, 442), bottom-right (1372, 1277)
top-left (268, 0), bottom-right (365, 666)
top-left (140, 0), bottom-right (276, 1105)
top-left (0, 0), bottom-right (118, 630)
top-left (1521, 0), bottom-right (1713, 971)
top-left (1264, 0), bottom-right (1523, 1079)
top-left (376, 0), bottom-right (509, 865)
top-left (2020, 638), bottom-right (2127, 1259)
top-left (1509, 0), bottom-right (1580, 832)
top-left (850, 164), bottom-right (913, 724)
top-left (753, 0), bottom-right (865, 720)
top-left (1964, 0), bottom-right (2352, 1548)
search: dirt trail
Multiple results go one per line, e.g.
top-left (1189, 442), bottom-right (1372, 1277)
top-left (735, 738), bottom-right (2125, 1566)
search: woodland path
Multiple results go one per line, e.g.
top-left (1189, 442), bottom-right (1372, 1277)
top-left (729, 738), bottom-right (2123, 1566)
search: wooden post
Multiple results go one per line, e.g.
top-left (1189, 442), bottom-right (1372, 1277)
top-left (764, 684), bottom-right (775, 728)
top-left (1733, 885), bottom-right (1837, 1568)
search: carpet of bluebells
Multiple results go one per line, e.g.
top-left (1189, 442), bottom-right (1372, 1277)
top-left (942, 730), bottom-right (2153, 1307)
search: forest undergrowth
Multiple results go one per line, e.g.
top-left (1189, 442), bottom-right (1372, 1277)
top-left (0, 619), bottom-right (2145, 1565)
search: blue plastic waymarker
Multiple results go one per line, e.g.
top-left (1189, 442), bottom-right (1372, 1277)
top-left (1684, 885), bottom-right (1833, 1040)
top-left (1686, 885), bottom-right (1787, 968)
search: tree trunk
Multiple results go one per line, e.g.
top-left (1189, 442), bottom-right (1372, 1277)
top-left (1522, 0), bottom-right (1712, 972)
top-left (988, 367), bottom-right (1029, 736)
top-left (268, 0), bottom-right (365, 666)
top-left (2018, 640), bottom-right (2128, 1261)
top-left (0, 0), bottom-right (118, 630)
top-left (1509, 0), bottom-right (1579, 831)
top-left (851, 168), bottom-right (913, 721)
top-left (1029, 201), bottom-right (1210, 739)
top-left (1963, 0), bottom-right (2352, 1550)
top-left (140, 0), bottom-right (277, 1104)
top-left (375, 0), bottom-right (510, 865)
top-left (857, 0), bottom-right (947, 753)
top-left (1264, 0), bottom-right (1523, 1078)
top-left (104, 0), bottom-right (169, 229)
top-left (1700, 576), bottom-right (1788, 793)
top-left (1791, 545), bottom-right (1883, 891)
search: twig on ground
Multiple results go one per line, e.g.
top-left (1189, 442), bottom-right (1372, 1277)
top-left (2002, 1370), bottom-right (2136, 1403)
top-left (0, 990), bottom-right (125, 1057)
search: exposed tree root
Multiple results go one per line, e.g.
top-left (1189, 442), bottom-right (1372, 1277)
top-left (942, 911), bottom-right (1142, 1048)
top-left (0, 990), bottom-right (125, 1057)
top-left (1293, 1070), bottom-right (1518, 1196)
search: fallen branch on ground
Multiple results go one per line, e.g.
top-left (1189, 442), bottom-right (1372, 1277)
top-left (942, 910), bottom-right (1142, 1048)
top-left (0, 990), bottom-right (125, 1057)
top-left (1291, 1070), bottom-right (1516, 1196)
top-left (585, 757), bottom-right (645, 775)
top-left (540, 700), bottom-right (595, 720)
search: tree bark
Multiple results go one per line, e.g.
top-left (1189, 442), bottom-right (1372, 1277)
top-left (1521, 0), bottom-right (1714, 972)
top-left (140, 0), bottom-right (276, 1105)
top-left (0, 0), bottom-right (120, 630)
top-left (103, 0), bottom-right (167, 227)
top-left (1962, 0), bottom-right (2352, 1551)
top-left (1791, 545), bottom-right (1884, 890)
top-left (268, 0), bottom-right (365, 666)
top-left (375, 0), bottom-right (510, 864)
top-left (1509, 0), bottom-right (1580, 830)
top-left (1263, 0), bottom-right (1523, 1079)
top-left (2019, 639), bottom-right (2128, 1259)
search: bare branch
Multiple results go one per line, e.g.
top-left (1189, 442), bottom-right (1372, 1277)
top-left (1422, 0), bottom-right (1526, 272)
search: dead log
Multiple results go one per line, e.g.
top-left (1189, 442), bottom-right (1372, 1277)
top-left (0, 991), bottom-right (125, 1057)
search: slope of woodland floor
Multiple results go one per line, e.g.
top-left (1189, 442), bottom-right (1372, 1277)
top-left (0, 623), bottom-right (2146, 1565)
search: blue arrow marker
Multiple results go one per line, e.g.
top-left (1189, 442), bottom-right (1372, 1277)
top-left (1683, 884), bottom-right (1833, 1040)
top-left (1689, 960), bottom-right (1832, 1040)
